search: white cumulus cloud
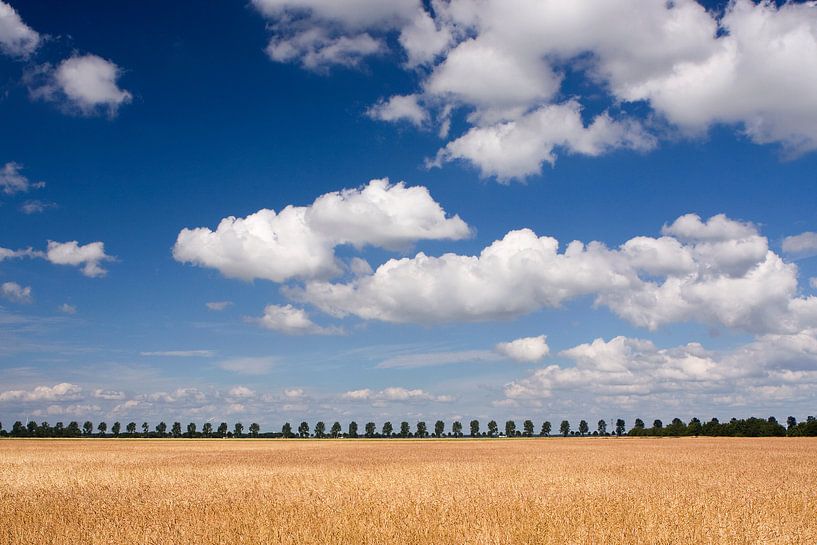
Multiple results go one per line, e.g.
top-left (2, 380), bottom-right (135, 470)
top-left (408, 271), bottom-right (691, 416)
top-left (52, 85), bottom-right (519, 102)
top-left (173, 178), bottom-right (470, 283)
top-left (292, 213), bottom-right (817, 335)
top-left (1, 281), bottom-right (32, 304)
top-left (0, 1), bottom-right (39, 59)
top-left (496, 335), bottom-right (550, 362)
top-left (0, 162), bottom-right (44, 195)
top-left (367, 94), bottom-right (429, 127)
top-left (45, 240), bottom-right (114, 277)
top-left (0, 382), bottom-right (82, 403)
top-left (249, 303), bottom-right (342, 335)
top-left (255, 0), bottom-right (817, 178)
top-left (28, 54), bottom-right (132, 116)
top-left (782, 231), bottom-right (817, 257)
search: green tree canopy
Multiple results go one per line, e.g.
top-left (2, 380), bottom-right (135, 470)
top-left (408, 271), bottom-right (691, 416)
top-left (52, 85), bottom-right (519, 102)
top-left (560, 420), bottom-right (570, 437)
top-left (470, 419), bottom-right (480, 437)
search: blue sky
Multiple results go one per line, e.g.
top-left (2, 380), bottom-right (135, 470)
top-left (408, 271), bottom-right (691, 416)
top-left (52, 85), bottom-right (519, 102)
top-left (1, 0), bottom-right (817, 430)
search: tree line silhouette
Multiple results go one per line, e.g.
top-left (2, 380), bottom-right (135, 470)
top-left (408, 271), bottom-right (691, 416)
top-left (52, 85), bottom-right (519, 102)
top-left (1, 415), bottom-right (816, 438)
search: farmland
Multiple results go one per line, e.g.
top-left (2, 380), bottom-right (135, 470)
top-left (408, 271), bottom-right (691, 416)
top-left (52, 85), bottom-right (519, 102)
top-left (1, 438), bottom-right (816, 545)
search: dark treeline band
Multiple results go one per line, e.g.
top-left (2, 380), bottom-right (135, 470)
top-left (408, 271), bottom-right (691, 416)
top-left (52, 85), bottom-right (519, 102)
top-left (2, 415), bottom-right (816, 439)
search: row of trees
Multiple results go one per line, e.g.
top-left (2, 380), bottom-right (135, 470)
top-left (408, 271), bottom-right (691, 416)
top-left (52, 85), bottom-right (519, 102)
top-left (0, 420), bottom-right (259, 439)
top-left (2, 415), bottom-right (816, 438)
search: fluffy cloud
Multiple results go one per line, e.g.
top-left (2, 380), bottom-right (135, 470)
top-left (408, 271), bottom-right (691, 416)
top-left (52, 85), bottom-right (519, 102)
top-left (252, 0), bottom-right (418, 70)
top-left (782, 231), bottom-right (817, 257)
top-left (252, 0), bottom-right (419, 29)
top-left (367, 94), bottom-right (428, 127)
top-left (173, 178), bottom-right (470, 282)
top-left (28, 54), bottom-right (132, 116)
top-left (283, 387), bottom-right (304, 398)
top-left (502, 329), bottom-right (817, 410)
top-left (0, 1), bottom-right (39, 59)
top-left (495, 335), bottom-right (549, 362)
top-left (341, 386), bottom-right (452, 403)
top-left (1, 241), bottom-right (113, 277)
top-left (228, 386), bottom-right (255, 398)
top-left (265, 28), bottom-right (382, 70)
top-left (1, 281), bottom-right (32, 304)
top-left (432, 101), bottom-right (655, 180)
top-left (293, 213), bottom-right (817, 334)
top-left (0, 382), bottom-right (82, 403)
top-left (0, 162), bottom-right (44, 195)
top-left (255, 0), bottom-right (817, 178)
top-left (92, 388), bottom-right (125, 400)
top-left (249, 304), bottom-right (342, 335)
top-left (45, 240), bottom-right (114, 277)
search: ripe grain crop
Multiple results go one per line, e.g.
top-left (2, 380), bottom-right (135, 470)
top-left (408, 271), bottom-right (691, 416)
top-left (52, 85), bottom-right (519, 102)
top-left (1, 437), bottom-right (815, 545)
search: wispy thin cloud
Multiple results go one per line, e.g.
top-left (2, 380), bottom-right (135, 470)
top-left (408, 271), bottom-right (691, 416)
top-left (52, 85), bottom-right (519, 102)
top-left (140, 350), bottom-right (215, 358)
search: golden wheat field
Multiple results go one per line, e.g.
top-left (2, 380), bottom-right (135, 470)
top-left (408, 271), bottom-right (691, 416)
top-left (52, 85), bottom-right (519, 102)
top-left (1, 438), bottom-right (816, 545)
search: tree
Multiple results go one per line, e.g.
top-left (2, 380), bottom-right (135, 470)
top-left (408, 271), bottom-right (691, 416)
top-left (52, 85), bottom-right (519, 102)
top-left (234, 422), bottom-right (244, 437)
top-left (400, 421), bottom-right (410, 438)
top-left (365, 422), bottom-right (376, 438)
top-left (111, 422), bottom-right (121, 437)
top-left (298, 421), bottom-right (310, 438)
top-left (171, 422), bottom-right (182, 438)
top-left (217, 422), bottom-right (228, 437)
top-left (54, 422), bottom-right (64, 437)
top-left (67, 421), bottom-right (81, 437)
top-left (653, 419), bottom-right (663, 430)
top-left (348, 421), bottom-right (358, 438)
top-left (27, 421), bottom-right (37, 436)
top-left (522, 420), bottom-right (534, 437)
top-left (142, 422), bottom-right (149, 436)
top-left (187, 422), bottom-right (196, 438)
top-left (126, 422), bottom-right (136, 435)
top-left (11, 421), bottom-right (25, 436)
top-left (156, 422), bottom-right (167, 437)
top-left (560, 420), bottom-right (570, 437)
top-left (202, 422), bottom-right (212, 437)
top-left (416, 421), bottom-right (427, 438)
top-left (470, 419), bottom-right (480, 437)
top-left (487, 420), bottom-right (498, 437)
top-left (83, 421), bottom-right (93, 436)
top-left (505, 420), bottom-right (516, 437)
top-left (615, 418), bottom-right (626, 436)
top-left (314, 421), bottom-right (326, 438)
top-left (452, 421), bottom-right (463, 437)
top-left (787, 416), bottom-right (797, 430)
top-left (331, 421), bottom-right (342, 438)
top-left (382, 421), bottom-right (393, 437)
top-left (434, 420), bottom-right (445, 438)
top-left (597, 419), bottom-right (607, 435)
top-left (249, 423), bottom-right (260, 437)
top-left (97, 422), bottom-right (107, 436)
top-left (579, 420), bottom-right (589, 436)
top-left (38, 422), bottom-right (51, 437)
top-left (541, 421), bottom-right (551, 436)
top-left (688, 417), bottom-right (702, 436)
top-left (634, 418), bottom-right (645, 430)
top-left (282, 422), bottom-right (293, 438)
